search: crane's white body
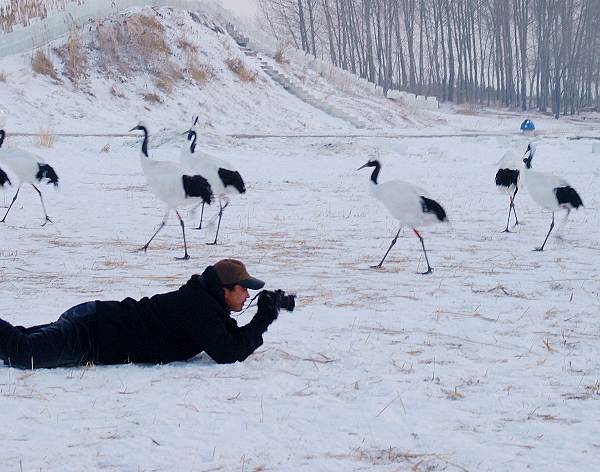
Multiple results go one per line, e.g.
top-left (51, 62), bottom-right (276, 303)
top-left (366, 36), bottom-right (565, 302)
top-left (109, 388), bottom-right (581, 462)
top-left (180, 147), bottom-right (235, 199)
top-left (140, 156), bottom-right (204, 210)
top-left (0, 143), bottom-right (49, 185)
top-left (521, 168), bottom-right (570, 211)
top-left (371, 180), bottom-right (439, 227)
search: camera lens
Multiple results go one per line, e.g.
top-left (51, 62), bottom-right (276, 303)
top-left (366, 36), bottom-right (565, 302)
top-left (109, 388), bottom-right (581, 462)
top-left (280, 294), bottom-right (296, 312)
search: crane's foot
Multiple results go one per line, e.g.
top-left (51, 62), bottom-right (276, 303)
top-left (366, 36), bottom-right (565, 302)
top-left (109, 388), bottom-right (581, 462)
top-left (206, 241), bottom-right (218, 246)
top-left (41, 216), bottom-right (53, 227)
top-left (175, 253), bottom-right (190, 260)
top-left (370, 264), bottom-right (384, 269)
top-left (420, 267), bottom-right (433, 275)
top-left (533, 247), bottom-right (544, 252)
top-left (501, 228), bottom-right (511, 233)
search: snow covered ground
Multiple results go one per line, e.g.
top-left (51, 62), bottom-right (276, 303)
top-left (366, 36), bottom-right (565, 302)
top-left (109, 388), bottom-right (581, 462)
top-left (1, 5), bottom-right (600, 472)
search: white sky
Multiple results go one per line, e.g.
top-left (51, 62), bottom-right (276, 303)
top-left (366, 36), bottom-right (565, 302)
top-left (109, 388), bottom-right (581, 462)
top-left (217, 0), bottom-right (258, 18)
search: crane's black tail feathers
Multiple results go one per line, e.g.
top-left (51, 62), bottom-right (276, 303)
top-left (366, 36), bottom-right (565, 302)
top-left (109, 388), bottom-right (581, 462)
top-left (495, 168), bottom-right (519, 188)
top-left (555, 186), bottom-right (583, 209)
top-left (218, 168), bottom-right (246, 194)
top-left (0, 167), bottom-right (10, 187)
top-left (420, 196), bottom-right (447, 222)
top-left (182, 174), bottom-right (214, 204)
top-left (36, 164), bottom-right (59, 186)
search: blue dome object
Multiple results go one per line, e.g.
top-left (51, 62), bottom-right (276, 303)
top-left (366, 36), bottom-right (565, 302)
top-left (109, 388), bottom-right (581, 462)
top-left (520, 119), bottom-right (535, 131)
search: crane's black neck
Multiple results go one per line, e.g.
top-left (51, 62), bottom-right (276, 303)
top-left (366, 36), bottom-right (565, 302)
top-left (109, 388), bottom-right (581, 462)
top-left (188, 130), bottom-right (197, 154)
top-left (369, 161), bottom-right (381, 184)
top-left (138, 126), bottom-right (149, 157)
top-left (523, 147), bottom-right (534, 169)
top-left (0, 129), bottom-right (5, 148)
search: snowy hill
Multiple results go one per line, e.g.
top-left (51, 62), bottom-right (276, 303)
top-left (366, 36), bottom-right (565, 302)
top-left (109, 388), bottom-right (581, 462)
top-left (0, 5), bottom-right (354, 136)
top-left (1, 4), bottom-right (600, 472)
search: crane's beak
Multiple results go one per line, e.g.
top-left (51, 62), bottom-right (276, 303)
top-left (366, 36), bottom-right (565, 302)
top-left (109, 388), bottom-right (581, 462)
top-left (128, 126), bottom-right (138, 132)
top-left (356, 163), bottom-right (368, 171)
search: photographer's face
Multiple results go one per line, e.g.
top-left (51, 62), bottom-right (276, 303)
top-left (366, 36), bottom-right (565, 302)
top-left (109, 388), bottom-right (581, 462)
top-left (223, 284), bottom-right (249, 312)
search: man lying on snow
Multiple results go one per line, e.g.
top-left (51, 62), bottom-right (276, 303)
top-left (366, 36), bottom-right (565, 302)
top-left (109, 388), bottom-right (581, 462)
top-left (0, 259), bottom-right (284, 369)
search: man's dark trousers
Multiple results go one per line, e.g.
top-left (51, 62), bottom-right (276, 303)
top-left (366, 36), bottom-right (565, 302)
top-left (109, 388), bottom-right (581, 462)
top-left (0, 302), bottom-right (96, 369)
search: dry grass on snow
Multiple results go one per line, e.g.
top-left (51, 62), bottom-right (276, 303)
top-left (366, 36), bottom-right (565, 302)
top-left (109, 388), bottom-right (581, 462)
top-left (189, 62), bottom-right (214, 85)
top-left (155, 63), bottom-right (182, 94)
top-left (36, 129), bottom-right (55, 148)
top-left (25, 10), bottom-right (223, 99)
top-left (110, 84), bottom-right (126, 98)
top-left (143, 92), bottom-right (162, 104)
top-left (225, 57), bottom-right (257, 83)
top-left (93, 13), bottom-right (172, 78)
top-left (54, 28), bottom-right (87, 84)
top-left (32, 49), bottom-right (60, 81)
top-left (274, 46), bottom-right (289, 65)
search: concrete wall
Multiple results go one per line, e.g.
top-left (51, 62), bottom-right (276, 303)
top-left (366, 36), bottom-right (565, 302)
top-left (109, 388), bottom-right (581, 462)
top-left (0, 0), bottom-right (209, 59)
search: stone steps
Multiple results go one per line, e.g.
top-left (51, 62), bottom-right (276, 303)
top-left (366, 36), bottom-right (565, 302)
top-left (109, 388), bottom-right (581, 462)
top-left (225, 25), bottom-right (367, 129)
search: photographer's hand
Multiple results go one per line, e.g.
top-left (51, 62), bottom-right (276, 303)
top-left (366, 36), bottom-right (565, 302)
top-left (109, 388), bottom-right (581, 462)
top-left (257, 290), bottom-right (281, 319)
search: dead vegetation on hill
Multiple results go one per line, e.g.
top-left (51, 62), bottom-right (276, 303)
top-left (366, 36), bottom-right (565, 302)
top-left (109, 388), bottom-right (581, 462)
top-left (225, 57), bottom-right (257, 83)
top-left (27, 10), bottom-right (227, 99)
top-left (32, 49), bottom-right (60, 81)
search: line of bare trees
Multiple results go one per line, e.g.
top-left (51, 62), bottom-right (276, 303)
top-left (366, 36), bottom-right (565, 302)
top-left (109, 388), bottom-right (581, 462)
top-left (259, 0), bottom-right (600, 117)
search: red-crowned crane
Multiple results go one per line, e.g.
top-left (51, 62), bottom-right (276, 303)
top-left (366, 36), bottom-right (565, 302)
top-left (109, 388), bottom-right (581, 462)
top-left (521, 144), bottom-right (583, 251)
top-left (357, 159), bottom-right (447, 274)
top-left (495, 148), bottom-right (526, 232)
top-left (130, 124), bottom-right (213, 260)
top-left (181, 116), bottom-right (245, 244)
top-left (0, 129), bottom-right (59, 226)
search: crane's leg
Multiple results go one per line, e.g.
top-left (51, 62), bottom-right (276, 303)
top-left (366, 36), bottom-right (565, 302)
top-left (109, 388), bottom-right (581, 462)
top-left (371, 227), bottom-right (401, 269)
top-left (139, 209), bottom-right (169, 253)
top-left (1, 186), bottom-right (21, 223)
top-left (502, 196), bottom-right (513, 232)
top-left (535, 212), bottom-right (555, 251)
top-left (175, 210), bottom-right (190, 260)
top-left (554, 207), bottom-right (572, 241)
top-left (31, 184), bottom-right (52, 226)
top-left (503, 187), bottom-right (519, 232)
top-left (207, 198), bottom-right (230, 246)
top-left (194, 202), bottom-right (205, 230)
top-left (511, 187), bottom-right (519, 226)
top-left (413, 228), bottom-right (433, 275)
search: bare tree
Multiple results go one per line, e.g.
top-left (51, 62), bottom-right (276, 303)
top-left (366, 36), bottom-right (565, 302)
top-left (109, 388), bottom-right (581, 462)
top-left (259, 0), bottom-right (600, 114)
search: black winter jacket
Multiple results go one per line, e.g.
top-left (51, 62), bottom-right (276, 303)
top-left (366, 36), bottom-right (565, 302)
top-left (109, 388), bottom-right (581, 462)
top-left (90, 266), bottom-right (277, 365)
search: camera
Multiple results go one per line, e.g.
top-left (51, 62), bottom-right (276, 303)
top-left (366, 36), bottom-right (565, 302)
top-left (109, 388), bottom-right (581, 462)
top-left (277, 290), bottom-right (296, 312)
